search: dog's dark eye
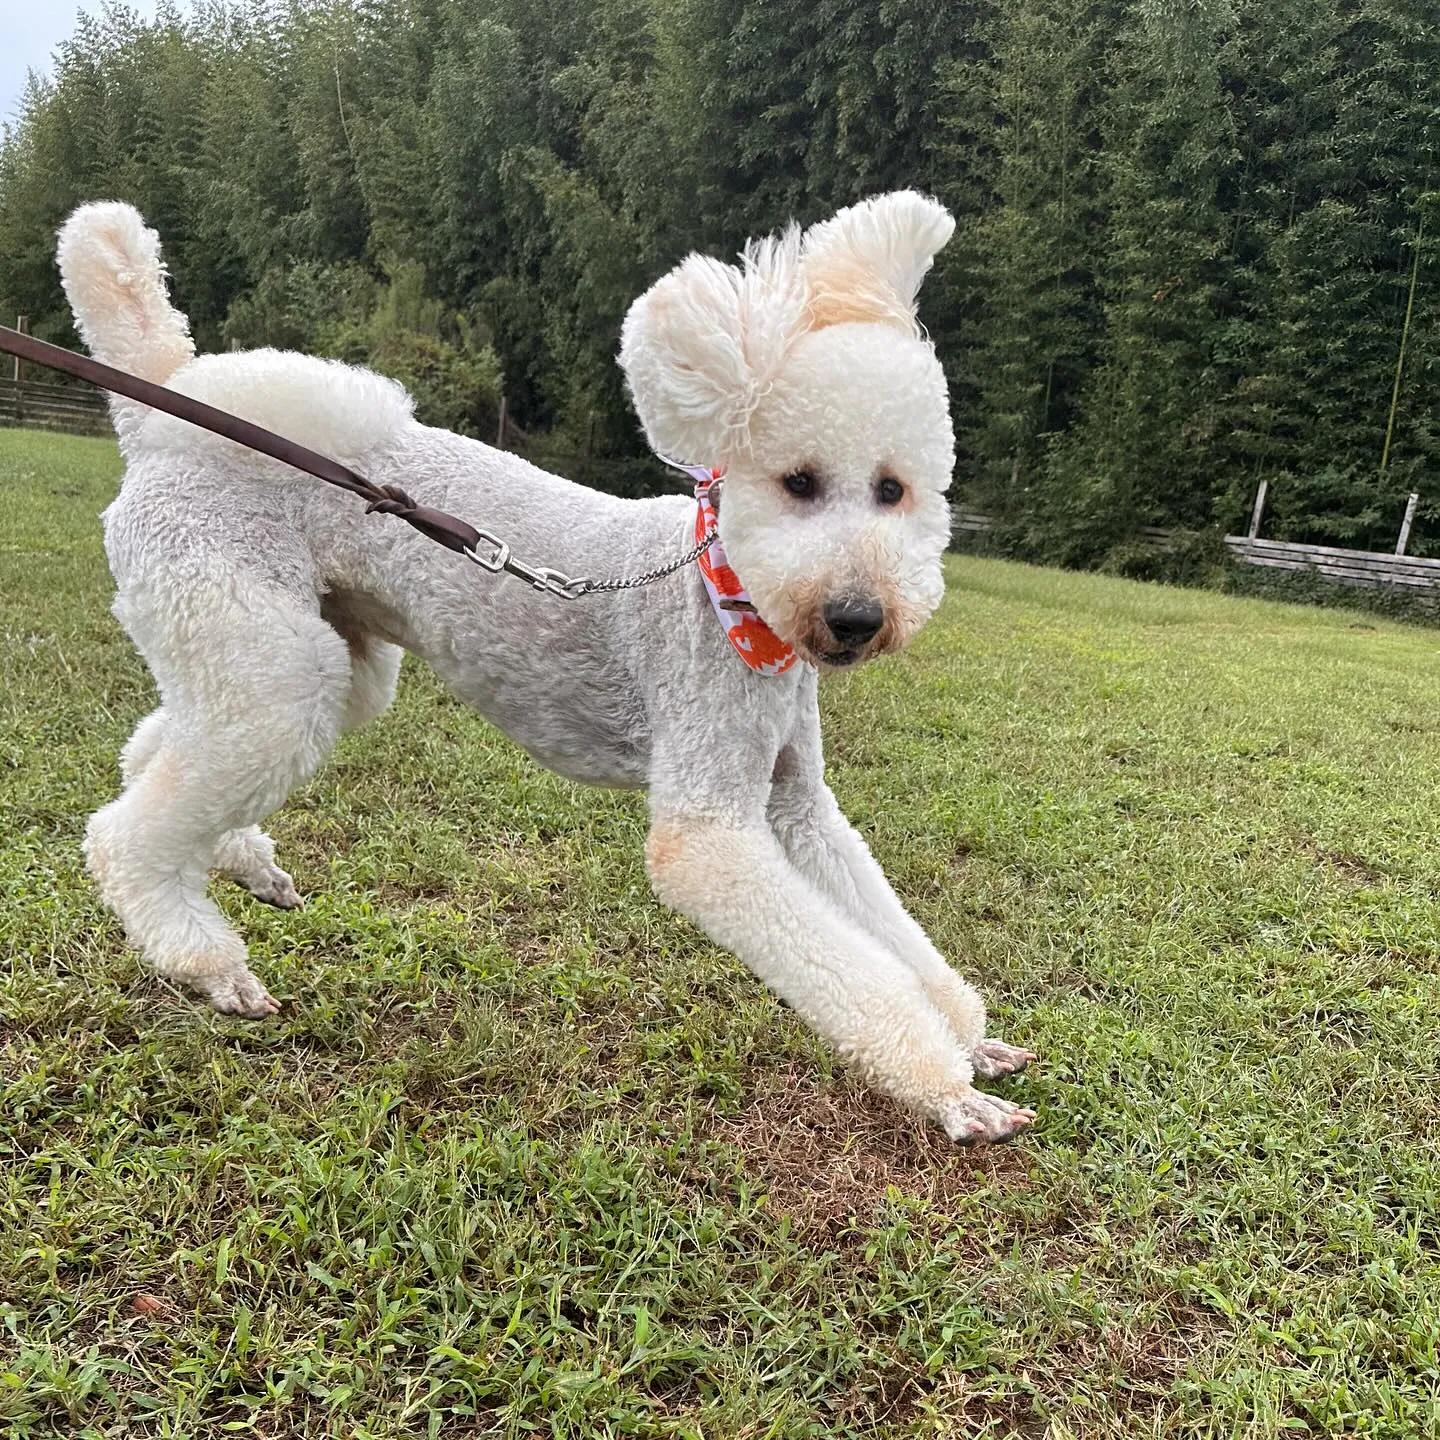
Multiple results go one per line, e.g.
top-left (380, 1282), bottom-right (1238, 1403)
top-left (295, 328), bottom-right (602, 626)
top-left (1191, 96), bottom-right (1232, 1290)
top-left (876, 475), bottom-right (905, 507)
top-left (782, 470), bottom-right (819, 499)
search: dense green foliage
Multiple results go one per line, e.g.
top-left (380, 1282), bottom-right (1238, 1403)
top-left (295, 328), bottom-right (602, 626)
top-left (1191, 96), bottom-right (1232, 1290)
top-left (8, 430), bottom-right (1440, 1436)
top-left (2, 0), bottom-right (1437, 562)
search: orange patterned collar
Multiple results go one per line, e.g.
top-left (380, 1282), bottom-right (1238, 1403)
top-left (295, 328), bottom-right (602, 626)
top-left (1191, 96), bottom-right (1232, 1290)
top-left (679, 468), bottom-right (800, 675)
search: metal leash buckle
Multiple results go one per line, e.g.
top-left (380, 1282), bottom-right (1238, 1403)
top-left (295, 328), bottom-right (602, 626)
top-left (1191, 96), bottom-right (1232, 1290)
top-left (463, 531), bottom-right (511, 573)
top-left (463, 531), bottom-right (591, 598)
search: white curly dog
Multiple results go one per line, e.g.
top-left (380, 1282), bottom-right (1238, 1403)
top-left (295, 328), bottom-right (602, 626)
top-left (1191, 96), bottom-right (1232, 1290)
top-left (59, 191), bottom-right (1035, 1143)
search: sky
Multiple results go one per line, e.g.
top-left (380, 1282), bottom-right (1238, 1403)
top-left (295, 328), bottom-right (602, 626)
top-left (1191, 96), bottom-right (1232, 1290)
top-left (1, 0), bottom-right (164, 128)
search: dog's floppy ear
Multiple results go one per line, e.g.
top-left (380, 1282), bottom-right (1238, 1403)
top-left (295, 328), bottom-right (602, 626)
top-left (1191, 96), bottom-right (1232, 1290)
top-left (619, 230), bottom-right (807, 464)
top-left (801, 191), bottom-right (955, 335)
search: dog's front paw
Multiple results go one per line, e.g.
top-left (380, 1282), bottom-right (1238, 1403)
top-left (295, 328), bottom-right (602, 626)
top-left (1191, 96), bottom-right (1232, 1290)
top-left (939, 1089), bottom-right (1035, 1145)
top-left (971, 1036), bottom-right (1036, 1079)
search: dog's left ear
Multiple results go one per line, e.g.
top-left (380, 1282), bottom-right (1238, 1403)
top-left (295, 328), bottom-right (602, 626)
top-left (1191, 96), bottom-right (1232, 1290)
top-left (801, 191), bottom-right (955, 335)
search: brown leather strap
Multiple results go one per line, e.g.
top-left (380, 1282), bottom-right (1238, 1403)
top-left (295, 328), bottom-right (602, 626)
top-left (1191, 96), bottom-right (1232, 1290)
top-left (0, 324), bottom-right (484, 554)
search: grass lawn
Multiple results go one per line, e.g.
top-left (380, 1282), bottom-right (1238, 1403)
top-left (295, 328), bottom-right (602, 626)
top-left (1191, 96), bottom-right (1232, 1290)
top-left (4, 426), bottom-right (1440, 1439)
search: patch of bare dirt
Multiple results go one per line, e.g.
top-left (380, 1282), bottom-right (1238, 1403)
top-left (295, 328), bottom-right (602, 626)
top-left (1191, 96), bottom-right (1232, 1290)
top-left (373, 877), bottom-right (459, 906)
top-left (705, 1064), bottom-right (1033, 1240)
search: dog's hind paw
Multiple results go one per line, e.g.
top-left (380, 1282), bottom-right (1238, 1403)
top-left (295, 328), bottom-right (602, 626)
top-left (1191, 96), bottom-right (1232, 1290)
top-left (192, 965), bottom-right (281, 1020)
top-left (215, 827), bottom-right (303, 909)
top-left (971, 1036), bottom-right (1036, 1079)
top-left (940, 1089), bottom-right (1035, 1145)
top-left (236, 865), bottom-right (303, 910)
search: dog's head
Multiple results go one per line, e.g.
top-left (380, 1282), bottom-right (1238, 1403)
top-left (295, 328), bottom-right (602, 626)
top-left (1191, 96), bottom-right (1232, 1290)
top-left (619, 191), bottom-right (955, 669)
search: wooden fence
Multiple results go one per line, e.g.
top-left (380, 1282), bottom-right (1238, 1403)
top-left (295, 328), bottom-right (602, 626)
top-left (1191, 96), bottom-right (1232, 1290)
top-left (1221, 534), bottom-right (1440, 593)
top-left (953, 509), bottom-right (993, 534)
top-left (953, 491), bottom-right (1440, 596)
top-left (1220, 479), bottom-right (1437, 593)
top-left (1, 314), bottom-right (112, 438)
top-left (0, 377), bottom-right (110, 437)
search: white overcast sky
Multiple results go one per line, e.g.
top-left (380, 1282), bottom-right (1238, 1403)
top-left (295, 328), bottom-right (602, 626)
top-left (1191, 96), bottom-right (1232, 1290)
top-left (1, 0), bottom-right (165, 127)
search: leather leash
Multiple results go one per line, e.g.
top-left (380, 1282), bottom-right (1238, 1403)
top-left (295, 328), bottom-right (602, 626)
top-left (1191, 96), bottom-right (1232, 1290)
top-left (0, 323), bottom-right (485, 555)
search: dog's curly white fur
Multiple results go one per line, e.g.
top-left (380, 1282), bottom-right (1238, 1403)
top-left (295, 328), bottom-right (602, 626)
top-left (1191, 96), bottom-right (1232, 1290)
top-left (60, 193), bottom-right (1035, 1142)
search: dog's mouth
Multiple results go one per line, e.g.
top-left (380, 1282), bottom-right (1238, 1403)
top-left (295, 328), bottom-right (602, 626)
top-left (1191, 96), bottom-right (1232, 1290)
top-left (794, 623), bottom-right (901, 670)
top-left (768, 587), bottom-right (921, 670)
top-left (796, 633), bottom-right (890, 669)
top-left (797, 618), bottom-right (904, 670)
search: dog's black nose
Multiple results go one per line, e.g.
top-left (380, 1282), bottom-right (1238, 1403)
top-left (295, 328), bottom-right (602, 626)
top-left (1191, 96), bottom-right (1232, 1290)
top-left (823, 595), bottom-right (884, 647)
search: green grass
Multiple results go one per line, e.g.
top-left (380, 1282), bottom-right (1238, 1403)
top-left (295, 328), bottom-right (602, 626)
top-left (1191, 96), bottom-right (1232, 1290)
top-left (4, 427), bottom-right (1440, 1439)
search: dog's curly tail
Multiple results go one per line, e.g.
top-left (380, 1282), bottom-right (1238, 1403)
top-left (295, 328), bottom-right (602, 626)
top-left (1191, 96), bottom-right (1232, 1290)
top-left (56, 201), bottom-right (195, 454)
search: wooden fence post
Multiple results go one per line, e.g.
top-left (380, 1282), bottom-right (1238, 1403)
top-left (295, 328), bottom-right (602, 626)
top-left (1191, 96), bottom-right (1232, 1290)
top-left (1396, 492), bottom-right (1420, 556)
top-left (1248, 479), bottom-right (1269, 540)
top-left (496, 395), bottom-right (508, 448)
top-left (12, 315), bottom-right (27, 384)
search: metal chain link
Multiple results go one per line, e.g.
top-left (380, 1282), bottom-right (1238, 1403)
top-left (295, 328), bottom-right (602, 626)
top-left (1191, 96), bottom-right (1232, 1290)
top-left (563, 524), bottom-right (718, 596)
top-left (460, 475), bottom-right (721, 601)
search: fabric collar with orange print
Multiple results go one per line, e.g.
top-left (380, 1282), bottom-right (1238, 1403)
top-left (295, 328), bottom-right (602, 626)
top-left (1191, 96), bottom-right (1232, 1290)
top-left (667, 463), bottom-right (801, 676)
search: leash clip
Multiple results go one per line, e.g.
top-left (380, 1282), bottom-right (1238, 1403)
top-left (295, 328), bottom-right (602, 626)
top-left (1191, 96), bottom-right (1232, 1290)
top-left (509, 559), bottom-right (586, 598)
top-left (464, 532), bottom-right (588, 599)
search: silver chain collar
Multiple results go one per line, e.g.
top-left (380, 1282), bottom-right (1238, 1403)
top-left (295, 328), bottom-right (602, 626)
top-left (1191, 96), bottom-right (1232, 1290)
top-left (460, 470), bottom-right (721, 600)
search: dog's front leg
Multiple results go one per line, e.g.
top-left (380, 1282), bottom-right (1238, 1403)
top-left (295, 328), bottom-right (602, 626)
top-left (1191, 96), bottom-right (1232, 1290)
top-left (768, 734), bottom-right (1035, 1081)
top-left (645, 808), bottom-right (1033, 1142)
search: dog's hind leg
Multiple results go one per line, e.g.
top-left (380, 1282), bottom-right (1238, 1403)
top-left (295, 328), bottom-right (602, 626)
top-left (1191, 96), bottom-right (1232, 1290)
top-left (86, 583), bottom-right (352, 1016)
top-left (116, 707), bottom-right (303, 910)
top-left (118, 706), bottom-right (168, 781)
top-left (212, 827), bottom-right (304, 910)
top-left (209, 634), bottom-right (400, 910)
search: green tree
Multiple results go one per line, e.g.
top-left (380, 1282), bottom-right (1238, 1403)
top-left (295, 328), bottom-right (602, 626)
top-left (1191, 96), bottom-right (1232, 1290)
top-left (1036, 0), bottom-right (1239, 564)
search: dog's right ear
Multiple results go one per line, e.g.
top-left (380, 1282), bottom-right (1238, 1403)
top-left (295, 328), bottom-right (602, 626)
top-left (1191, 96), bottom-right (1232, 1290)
top-left (619, 232), bottom-right (807, 465)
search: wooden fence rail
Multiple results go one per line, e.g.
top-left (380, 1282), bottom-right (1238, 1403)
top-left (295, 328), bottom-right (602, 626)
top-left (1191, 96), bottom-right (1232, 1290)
top-left (953, 509), bottom-right (992, 534)
top-left (0, 377), bottom-right (110, 437)
top-left (1221, 535), bottom-right (1440, 593)
top-left (953, 509), bottom-right (1440, 595)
